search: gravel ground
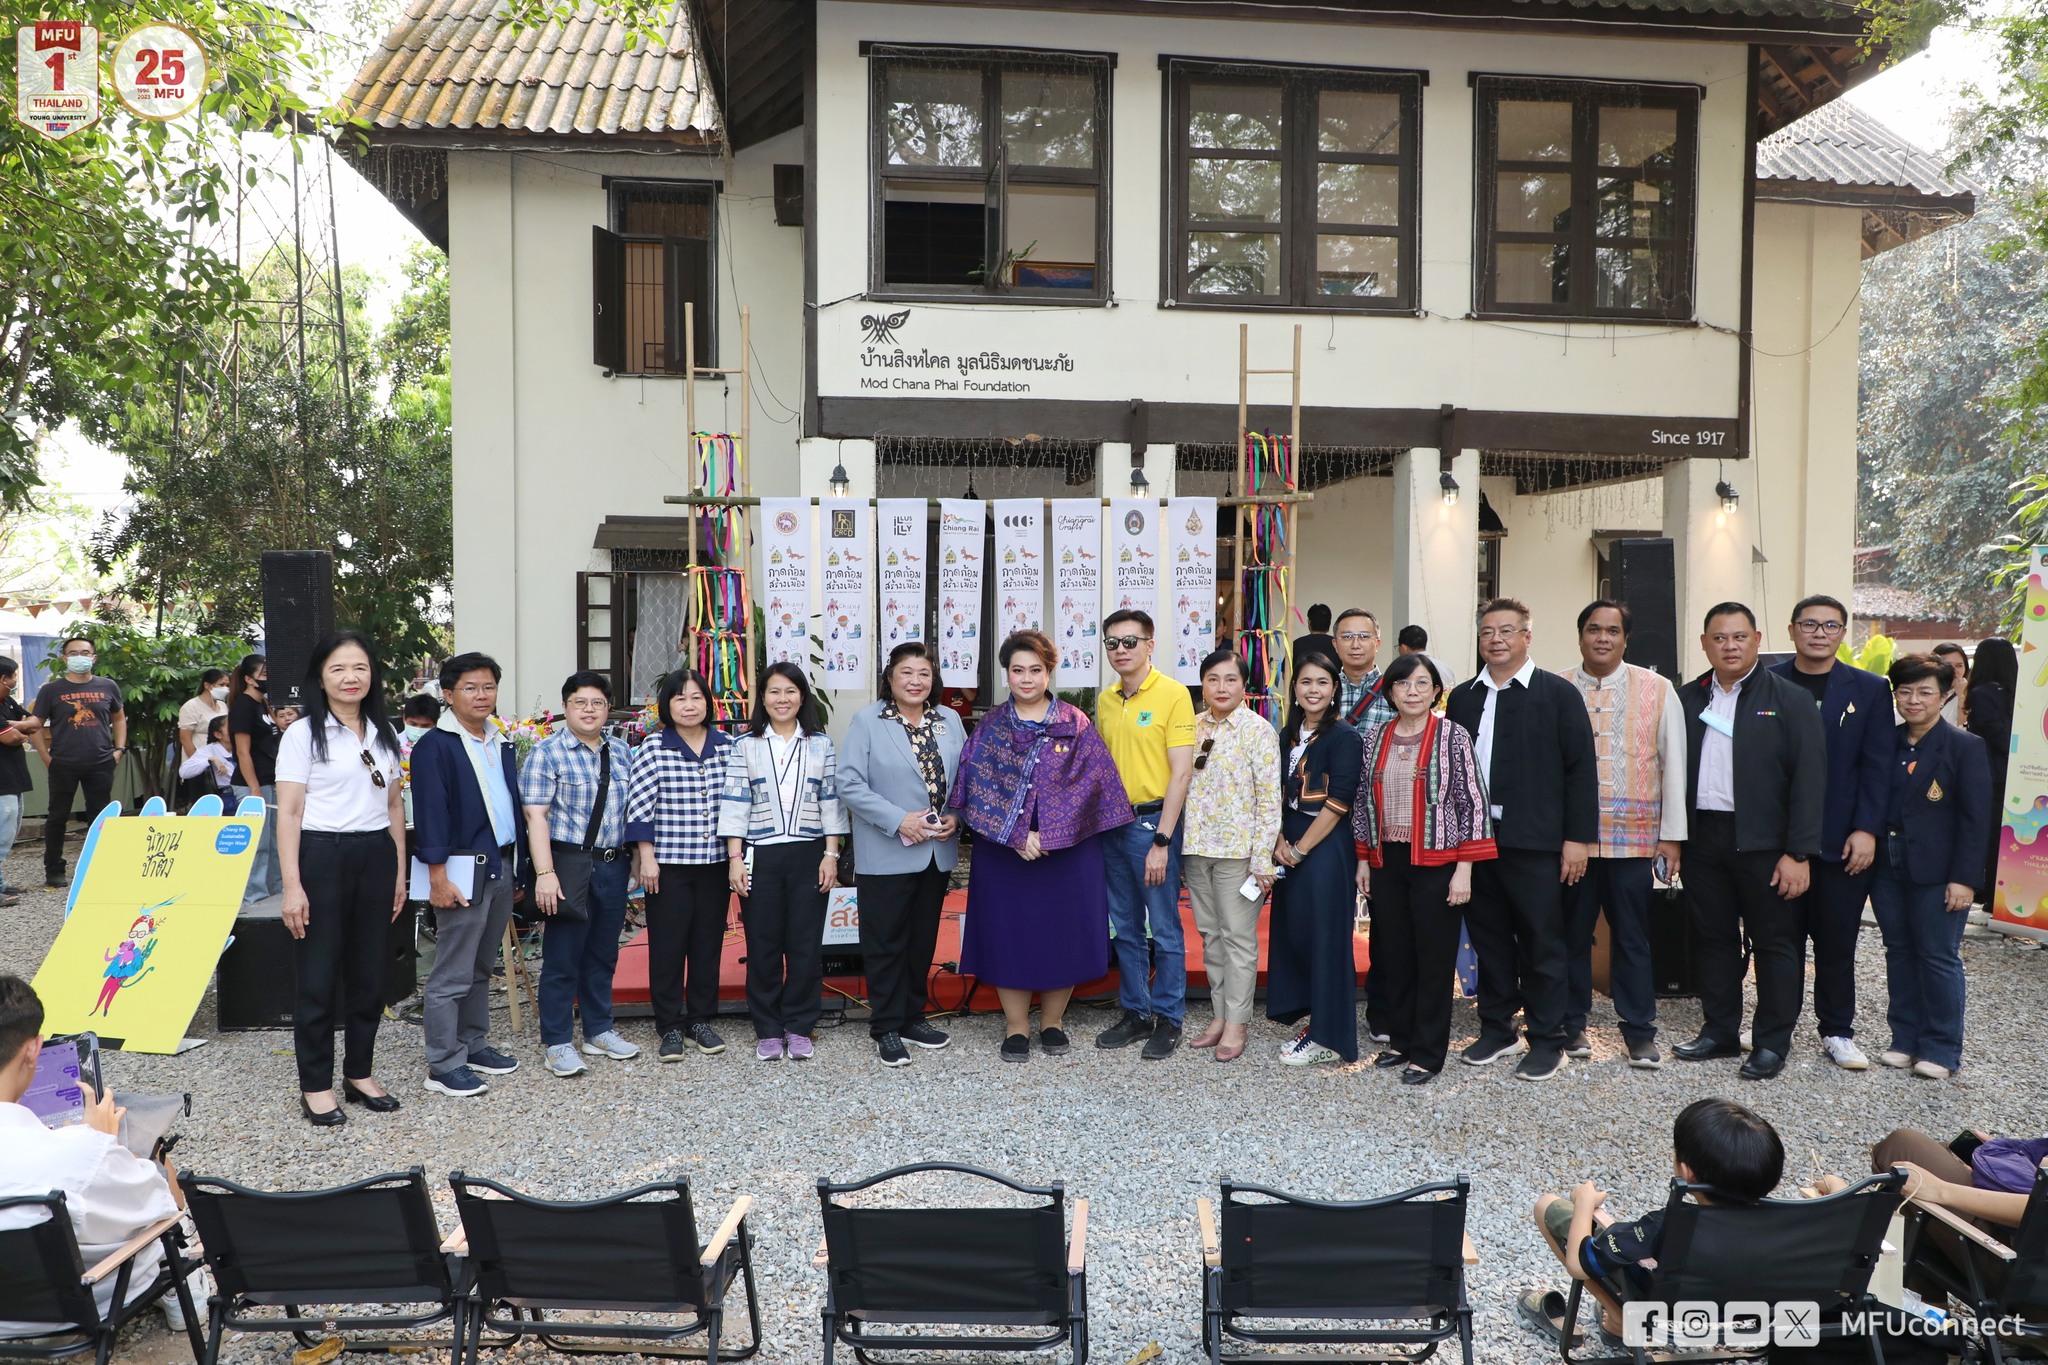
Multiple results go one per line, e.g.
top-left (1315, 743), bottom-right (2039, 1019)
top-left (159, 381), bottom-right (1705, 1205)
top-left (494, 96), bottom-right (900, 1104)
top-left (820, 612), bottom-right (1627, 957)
top-left (5, 840), bottom-right (2047, 1365)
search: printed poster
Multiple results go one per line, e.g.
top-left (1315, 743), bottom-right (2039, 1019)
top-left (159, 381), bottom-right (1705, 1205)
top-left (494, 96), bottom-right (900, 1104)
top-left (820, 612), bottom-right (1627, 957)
top-left (937, 499), bottom-right (986, 687)
top-left (820, 502), bottom-right (871, 687)
top-left (1051, 499), bottom-right (1102, 688)
top-left (993, 499), bottom-right (1045, 641)
top-left (760, 498), bottom-right (813, 667)
top-left (1167, 497), bottom-right (1219, 683)
top-left (877, 498), bottom-right (927, 650)
top-left (15, 22), bottom-right (101, 141)
top-left (1108, 498), bottom-right (1159, 623)
top-left (1992, 543), bottom-right (2048, 940)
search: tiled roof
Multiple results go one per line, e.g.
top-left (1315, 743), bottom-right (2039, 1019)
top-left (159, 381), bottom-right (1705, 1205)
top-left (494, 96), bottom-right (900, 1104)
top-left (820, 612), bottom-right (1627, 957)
top-left (340, 0), bottom-right (719, 143)
top-left (1854, 582), bottom-right (1942, 621)
top-left (1517, 0), bottom-right (1858, 16)
top-left (1757, 100), bottom-right (1975, 197)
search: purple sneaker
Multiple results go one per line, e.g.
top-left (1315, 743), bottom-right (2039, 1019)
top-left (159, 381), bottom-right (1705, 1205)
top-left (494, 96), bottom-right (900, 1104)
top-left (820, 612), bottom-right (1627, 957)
top-left (785, 1034), bottom-right (814, 1061)
top-left (755, 1037), bottom-right (784, 1061)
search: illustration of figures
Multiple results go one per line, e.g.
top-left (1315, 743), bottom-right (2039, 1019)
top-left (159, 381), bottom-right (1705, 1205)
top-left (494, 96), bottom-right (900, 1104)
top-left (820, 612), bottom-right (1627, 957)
top-left (91, 908), bottom-right (167, 1018)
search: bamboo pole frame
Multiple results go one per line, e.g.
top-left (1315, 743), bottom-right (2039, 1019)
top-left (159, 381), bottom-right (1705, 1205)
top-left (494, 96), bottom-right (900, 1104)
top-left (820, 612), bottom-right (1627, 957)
top-left (1234, 324), bottom-right (1303, 719)
top-left (682, 304), bottom-right (754, 726)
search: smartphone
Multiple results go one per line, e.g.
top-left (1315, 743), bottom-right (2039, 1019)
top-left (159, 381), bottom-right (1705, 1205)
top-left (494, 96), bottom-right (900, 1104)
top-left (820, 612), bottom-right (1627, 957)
top-left (901, 809), bottom-right (944, 847)
top-left (1652, 854), bottom-right (1672, 886)
top-left (24, 1032), bottom-right (101, 1129)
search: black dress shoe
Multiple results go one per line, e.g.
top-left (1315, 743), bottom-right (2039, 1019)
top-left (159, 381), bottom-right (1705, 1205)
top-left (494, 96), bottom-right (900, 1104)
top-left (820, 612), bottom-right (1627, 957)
top-left (301, 1095), bottom-right (346, 1127)
top-left (1672, 1035), bottom-right (1743, 1062)
top-left (1372, 1050), bottom-right (1410, 1069)
top-left (1400, 1065), bottom-right (1438, 1086)
top-left (1738, 1047), bottom-right (1786, 1081)
top-left (343, 1080), bottom-right (401, 1113)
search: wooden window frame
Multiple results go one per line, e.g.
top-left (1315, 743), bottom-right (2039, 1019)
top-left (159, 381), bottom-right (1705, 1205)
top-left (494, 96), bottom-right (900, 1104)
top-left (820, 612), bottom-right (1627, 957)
top-left (1472, 75), bottom-right (1699, 323)
top-left (592, 179), bottom-right (719, 376)
top-left (866, 44), bottom-right (1114, 305)
top-left (1163, 57), bottom-right (1423, 313)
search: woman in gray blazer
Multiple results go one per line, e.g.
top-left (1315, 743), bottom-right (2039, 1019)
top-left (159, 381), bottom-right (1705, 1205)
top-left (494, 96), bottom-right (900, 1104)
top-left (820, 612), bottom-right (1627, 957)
top-left (839, 642), bottom-right (965, 1068)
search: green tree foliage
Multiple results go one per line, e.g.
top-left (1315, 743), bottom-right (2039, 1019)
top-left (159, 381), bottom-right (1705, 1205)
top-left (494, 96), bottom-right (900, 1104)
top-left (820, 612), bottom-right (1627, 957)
top-left (41, 621), bottom-right (251, 799)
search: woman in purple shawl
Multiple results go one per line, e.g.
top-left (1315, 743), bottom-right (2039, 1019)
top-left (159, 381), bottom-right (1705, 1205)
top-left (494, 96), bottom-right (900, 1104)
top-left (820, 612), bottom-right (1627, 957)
top-left (952, 630), bottom-right (1133, 1062)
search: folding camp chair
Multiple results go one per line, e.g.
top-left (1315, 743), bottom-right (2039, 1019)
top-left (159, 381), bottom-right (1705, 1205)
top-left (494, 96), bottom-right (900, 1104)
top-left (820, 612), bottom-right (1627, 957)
top-left (448, 1171), bottom-right (760, 1365)
top-left (178, 1168), bottom-right (465, 1365)
top-left (1195, 1178), bottom-right (1477, 1365)
top-left (1899, 1159), bottom-right (2048, 1363)
top-left (815, 1162), bottom-right (1088, 1365)
top-left (1555, 1169), bottom-right (1907, 1365)
top-left (0, 1192), bottom-right (205, 1365)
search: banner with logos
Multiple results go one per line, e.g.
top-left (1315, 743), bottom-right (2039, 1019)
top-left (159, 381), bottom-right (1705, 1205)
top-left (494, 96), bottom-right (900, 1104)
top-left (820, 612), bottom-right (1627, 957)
top-left (760, 498), bottom-right (812, 667)
top-left (1051, 500), bottom-right (1102, 688)
top-left (937, 499), bottom-right (986, 687)
top-left (1107, 498), bottom-right (1159, 624)
top-left (1166, 497), bottom-right (1219, 684)
top-left (876, 499), bottom-right (927, 652)
top-left (1992, 543), bottom-right (2048, 941)
top-left (993, 500), bottom-right (1045, 641)
top-left (820, 501), bottom-right (871, 687)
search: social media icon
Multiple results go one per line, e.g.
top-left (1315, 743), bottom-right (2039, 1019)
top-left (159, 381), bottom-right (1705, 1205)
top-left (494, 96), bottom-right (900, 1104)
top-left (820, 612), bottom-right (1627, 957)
top-left (1723, 1302), bottom-right (1769, 1347)
top-left (1673, 1301), bottom-right (1719, 1347)
top-left (1622, 1302), bottom-right (1668, 1347)
top-left (1774, 1301), bottom-right (1822, 1347)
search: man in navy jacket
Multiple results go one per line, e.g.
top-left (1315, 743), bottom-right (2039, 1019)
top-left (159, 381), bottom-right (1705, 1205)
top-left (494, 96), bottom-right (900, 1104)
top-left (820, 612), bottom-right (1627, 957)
top-left (1770, 594), bottom-right (1894, 1072)
top-left (409, 652), bottom-right (523, 1097)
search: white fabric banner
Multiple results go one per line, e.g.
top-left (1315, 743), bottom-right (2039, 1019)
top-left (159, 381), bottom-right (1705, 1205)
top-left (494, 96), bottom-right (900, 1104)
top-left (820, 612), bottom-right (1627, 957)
top-left (1107, 498), bottom-right (1160, 625)
top-left (1050, 499), bottom-right (1102, 688)
top-left (876, 498), bottom-right (927, 652)
top-left (819, 501), bottom-right (871, 687)
top-left (1166, 497), bottom-right (1220, 684)
top-left (993, 499), bottom-right (1045, 641)
top-left (936, 499), bottom-right (986, 687)
top-left (760, 497), bottom-right (813, 667)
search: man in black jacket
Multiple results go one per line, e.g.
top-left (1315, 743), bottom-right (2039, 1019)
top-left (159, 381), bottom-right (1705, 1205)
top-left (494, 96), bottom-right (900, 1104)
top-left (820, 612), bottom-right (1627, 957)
top-left (1445, 598), bottom-right (1598, 1082)
top-left (1674, 602), bottom-right (1827, 1081)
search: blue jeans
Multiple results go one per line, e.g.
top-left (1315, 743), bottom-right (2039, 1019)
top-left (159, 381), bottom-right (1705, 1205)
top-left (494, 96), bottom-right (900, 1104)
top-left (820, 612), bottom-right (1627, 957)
top-left (0, 793), bottom-right (19, 895)
top-left (234, 787), bottom-right (281, 904)
top-left (538, 849), bottom-right (630, 1047)
top-left (1102, 815), bottom-right (1185, 1025)
top-left (1868, 838), bottom-right (1968, 1071)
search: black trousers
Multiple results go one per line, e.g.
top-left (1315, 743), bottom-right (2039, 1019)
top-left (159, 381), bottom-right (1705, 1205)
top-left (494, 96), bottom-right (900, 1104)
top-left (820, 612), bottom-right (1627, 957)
top-left (1800, 857), bottom-right (1874, 1039)
top-left (1686, 811), bottom-right (1804, 1055)
top-left (858, 861), bottom-right (949, 1037)
top-left (741, 839), bottom-right (828, 1038)
top-left (1563, 856), bottom-right (1659, 1044)
top-left (1369, 842), bottom-right (1460, 1072)
top-left (293, 830), bottom-right (398, 1092)
top-left (1467, 847), bottom-right (1570, 1048)
top-left (43, 760), bottom-right (115, 877)
top-left (645, 862), bottom-right (729, 1033)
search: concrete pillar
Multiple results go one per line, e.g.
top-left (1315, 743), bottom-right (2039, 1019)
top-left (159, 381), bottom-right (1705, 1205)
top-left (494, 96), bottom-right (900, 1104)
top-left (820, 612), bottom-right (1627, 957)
top-left (1391, 447), bottom-right (1479, 669)
top-left (1663, 458), bottom-right (1753, 677)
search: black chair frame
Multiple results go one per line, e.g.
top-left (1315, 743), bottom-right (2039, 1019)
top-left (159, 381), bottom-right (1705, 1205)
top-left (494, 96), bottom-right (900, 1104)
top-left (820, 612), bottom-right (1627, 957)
top-left (0, 1191), bottom-right (205, 1365)
top-left (1556, 1170), bottom-right (1908, 1365)
top-left (817, 1161), bottom-right (1088, 1365)
top-left (449, 1171), bottom-right (760, 1365)
top-left (1897, 1160), bottom-right (2048, 1364)
top-left (1199, 1178), bottom-right (1475, 1365)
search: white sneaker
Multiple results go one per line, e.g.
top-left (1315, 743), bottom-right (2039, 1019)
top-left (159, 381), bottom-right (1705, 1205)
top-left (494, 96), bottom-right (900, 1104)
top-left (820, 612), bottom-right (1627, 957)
top-left (1910, 1059), bottom-right (1953, 1080)
top-left (1279, 1025), bottom-right (1312, 1060)
top-left (1879, 1049), bottom-right (1914, 1069)
top-left (1821, 1036), bottom-right (1869, 1071)
top-left (582, 1030), bottom-right (640, 1060)
top-left (1280, 1037), bottom-right (1342, 1067)
top-left (545, 1043), bottom-right (586, 1077)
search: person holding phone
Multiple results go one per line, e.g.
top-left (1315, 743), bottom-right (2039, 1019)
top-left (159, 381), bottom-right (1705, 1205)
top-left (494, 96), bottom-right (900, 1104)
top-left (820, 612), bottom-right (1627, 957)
top-left (838, 642), bottom-right (965, 1069)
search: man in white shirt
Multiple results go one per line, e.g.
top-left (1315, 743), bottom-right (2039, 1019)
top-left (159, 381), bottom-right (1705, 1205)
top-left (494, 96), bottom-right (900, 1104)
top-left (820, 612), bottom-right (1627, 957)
top-left (0, 975), bottom-right (181, 1338)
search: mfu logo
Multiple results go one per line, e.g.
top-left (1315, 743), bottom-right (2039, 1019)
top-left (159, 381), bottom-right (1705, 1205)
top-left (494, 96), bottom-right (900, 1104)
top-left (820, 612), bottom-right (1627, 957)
top-left (1624, 1301), bottom-right (1820, 1349)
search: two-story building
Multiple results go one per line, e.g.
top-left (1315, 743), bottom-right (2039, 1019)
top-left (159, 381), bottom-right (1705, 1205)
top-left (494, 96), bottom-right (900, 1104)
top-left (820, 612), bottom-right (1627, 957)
top-left (344, 0), bottom-right (1971, 710)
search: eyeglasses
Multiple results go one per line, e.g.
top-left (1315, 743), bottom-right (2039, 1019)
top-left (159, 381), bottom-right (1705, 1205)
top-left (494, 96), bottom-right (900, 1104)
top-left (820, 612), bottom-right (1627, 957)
top-left (1192, 735), bottom-right (1217, 771)
top-left (1337, 631), bottom-right (1377, 643)
top-left (360, 749), bottom-right (388, 789)
top-left (1477, 626), bottom-right (1526, 641)
top-left (1103, 635), bottom-right (1150, 652)
top-left (1794, 619), bottom-right (1846, 636)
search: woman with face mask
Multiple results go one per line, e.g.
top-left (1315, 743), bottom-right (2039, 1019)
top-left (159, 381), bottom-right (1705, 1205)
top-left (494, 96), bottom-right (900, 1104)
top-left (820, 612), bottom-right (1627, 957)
top-left (178, 669), bottom-right (231, 762)
top-left (227, 653), bottom-right (282, 904)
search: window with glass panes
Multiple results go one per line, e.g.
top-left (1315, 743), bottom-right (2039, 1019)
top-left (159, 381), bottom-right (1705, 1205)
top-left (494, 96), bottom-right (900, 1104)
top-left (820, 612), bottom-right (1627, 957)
top-left (868, 47), bottom-right (1110, 300)
top-left (1166, 60), bottom-right (1421, 309)
top-left (1474, 77), bottom-right (1698, 320)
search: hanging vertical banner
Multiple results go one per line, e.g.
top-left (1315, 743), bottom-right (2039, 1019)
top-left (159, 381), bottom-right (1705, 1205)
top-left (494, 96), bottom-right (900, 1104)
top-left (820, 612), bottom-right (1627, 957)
top-left (1051, 500), bottom-right (1102, 689)
top-left (937, 500), bottom-right (986, 688)
top-left (876, 499), bottom-right (927, 651)
top-left (1167, 497), bottom-right (1219, 684)
top-left (993, 500), bottom-right (1045, 642)
top-left (15, 23), bottom-right (101, 141)
top-left (760, 498), bottom-right (813, 668)
top-left (1992, 543), bottom-right (2048, 941)
top-left (820, 502), bottom-right (871, 688)
top-left (1108, 499), bottom-right (1159, 624)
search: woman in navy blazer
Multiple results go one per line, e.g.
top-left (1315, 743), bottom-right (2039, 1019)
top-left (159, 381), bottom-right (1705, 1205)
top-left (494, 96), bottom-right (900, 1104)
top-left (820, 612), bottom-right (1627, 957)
top-left (1871, 653), bottom-right (1993, 1080)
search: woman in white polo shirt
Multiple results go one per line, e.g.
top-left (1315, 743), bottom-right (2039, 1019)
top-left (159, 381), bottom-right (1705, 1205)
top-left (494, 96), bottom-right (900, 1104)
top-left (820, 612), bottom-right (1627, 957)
top-left (274, 631), bottom-right (406, 1127)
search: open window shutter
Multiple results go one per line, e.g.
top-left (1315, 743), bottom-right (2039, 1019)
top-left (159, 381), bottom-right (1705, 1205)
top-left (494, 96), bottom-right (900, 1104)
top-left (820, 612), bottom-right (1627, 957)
top-left (665, 237), bottom-right (713, 372)
top-left (592, 227), bottom-right (625, 371)
top-left (576, 571), bottom-right (625, 701)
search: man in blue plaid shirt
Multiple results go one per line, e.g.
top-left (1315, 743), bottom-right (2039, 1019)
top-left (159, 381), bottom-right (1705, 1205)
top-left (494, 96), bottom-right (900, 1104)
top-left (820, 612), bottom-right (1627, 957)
top-left (1332, 609), bottom-right (1397, 731)
top-left (520, 670), bottom-right (639, 1078)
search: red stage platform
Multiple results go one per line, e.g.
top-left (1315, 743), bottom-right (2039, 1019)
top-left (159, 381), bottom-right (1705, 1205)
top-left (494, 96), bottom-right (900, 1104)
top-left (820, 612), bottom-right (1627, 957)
top-left (610, 888), bottom-right (1370, 1014)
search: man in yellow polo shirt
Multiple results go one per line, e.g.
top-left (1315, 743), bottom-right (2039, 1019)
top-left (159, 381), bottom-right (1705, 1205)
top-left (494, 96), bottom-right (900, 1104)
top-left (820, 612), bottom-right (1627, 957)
top-left (1094, 609), bottom-right (1197, 1060)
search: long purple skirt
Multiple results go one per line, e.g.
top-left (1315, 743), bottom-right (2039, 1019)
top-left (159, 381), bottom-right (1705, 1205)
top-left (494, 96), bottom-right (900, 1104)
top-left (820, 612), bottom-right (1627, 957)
top-left (959, 834), bottom-right (1111, 991)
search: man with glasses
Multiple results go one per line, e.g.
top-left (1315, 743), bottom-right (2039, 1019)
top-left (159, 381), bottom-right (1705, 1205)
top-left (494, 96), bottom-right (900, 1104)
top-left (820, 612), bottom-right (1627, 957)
top-left (1769, 594), bottom-right (1893, 1071)
top-left (1332, 609), bottom-right (1397, 732)
top-left (1445, 598), bottom-right (1597, 1082)
top-left (1675, 603), bottom-right (1826, 1081)
top-left (1094, 610), bottom-right (1196, 1060)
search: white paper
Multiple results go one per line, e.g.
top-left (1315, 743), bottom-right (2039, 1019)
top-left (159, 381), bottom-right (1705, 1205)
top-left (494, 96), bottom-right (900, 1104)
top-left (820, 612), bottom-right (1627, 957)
top-left (1107, 498), bottom-right (1160, 624)
top-left (1050, 499), bottom-right (1102, 688)
top-left (760, 498), bottom-right (814, 667)
top-left (820, 501), bottom-right (871, 687)
top-left (1167, 496), bottom-right (1219, 684)
top-left (409, 856), bottom-right (476, 902)
top-left (993, 499), bottom-right (1045, 641)
top-left (876, 498), bottom-right (928, 650)
top-left (937, 499), bottom-right (986, 687)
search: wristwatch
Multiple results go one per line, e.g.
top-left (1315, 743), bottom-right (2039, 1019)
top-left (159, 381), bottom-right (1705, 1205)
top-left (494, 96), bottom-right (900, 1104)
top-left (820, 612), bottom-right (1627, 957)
top-left (1151, 831), bottom-right (1171, 849)
top-left (1785, 853), bottom-right (1810, 864)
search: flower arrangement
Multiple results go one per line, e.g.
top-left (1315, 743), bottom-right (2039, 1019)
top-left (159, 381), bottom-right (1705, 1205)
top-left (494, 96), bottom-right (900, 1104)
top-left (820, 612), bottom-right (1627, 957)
top-left (492, 711), bottom-right (556, 761)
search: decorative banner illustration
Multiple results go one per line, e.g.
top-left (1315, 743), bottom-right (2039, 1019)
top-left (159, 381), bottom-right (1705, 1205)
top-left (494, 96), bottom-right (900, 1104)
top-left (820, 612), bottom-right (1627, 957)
top-left (760, 498), bottom-right (813, 668)
top-left (937, 500), bottom-right (986, 688)
top-left (1051, 499), bottom-right (1102, 688)
top-left (1167, 497), bottom-right (1219, 683)
top-left (993, 499), bottom-right (1045, 641)
top-left (1992, 543), bottom-right (2048, 941)
top-left (33, 802), bottom-right (264, 1054)
top-left (876, 498), bottom-right (927, 651)
top-left (111, 23), bottom-right (207, 121)
top-left (820, 501), bottom-right (871, 687)
top-left (16, 22), bottom-right (101, 141)
top-left (1107, 498), bottom-right (1159, 624)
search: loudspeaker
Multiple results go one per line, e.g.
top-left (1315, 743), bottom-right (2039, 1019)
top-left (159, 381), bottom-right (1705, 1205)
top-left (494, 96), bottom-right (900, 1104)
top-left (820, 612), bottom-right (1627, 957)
top-left (260, 550), bottom-right (335, 710)
top-left (1614, 537), bottom-right (1679, 681)
top-left (1649, 886), bottom-right (1701, 998)
top-left (216, 903), bottom-right (418, 1030)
